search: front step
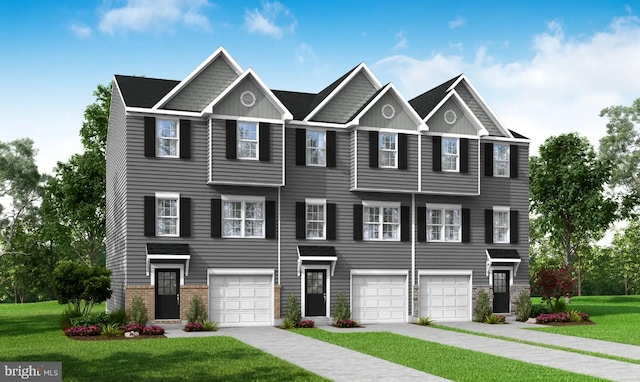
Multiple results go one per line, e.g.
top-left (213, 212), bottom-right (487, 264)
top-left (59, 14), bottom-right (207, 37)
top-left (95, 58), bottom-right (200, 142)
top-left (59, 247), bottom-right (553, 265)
top-left (302, 316), bottom-right (333, 326)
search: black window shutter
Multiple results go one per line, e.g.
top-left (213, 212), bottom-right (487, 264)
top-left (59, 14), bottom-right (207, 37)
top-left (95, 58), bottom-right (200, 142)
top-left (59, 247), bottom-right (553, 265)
top-left (179, 119), bottom-right (191, 159)
top-left (353, 204), bottom-right (363, 240)
top-left (417, 207), bottom-right (427, 242)
top-left (510, 145), bottom-right (519, 178)
top-left (462, 208), bottom-right (470, 243)
top-left (369, 131), bottom-right (379, 168)
top-left (265, 200), bottom-right (276, 238)
top-left (296, 202), bottom-right (306, 239)
top-left (510, 210), bottom-right (519, 244)
top-left (211, 199), bottom-right (221, 238)
top-left (180, 197), bottom-right (191, 237)
top-left (460, 138), bottom-right (469, 173)
top-left (432, 136), bottom-right (442, 171)
top-left (398, 133), bottom-right (408, 170)
top-left (401, 205), bottom-right (410, 242)
top-left (327, 130), bottom-right (337, 168)
top-left (485, 209), bottom-right (493, 244)
top-left (327, 203), bottom-right (337, 240)
top-left (296, 128), bottom-right (306, 166)
top-left (259, 123), bottom-right (270, 161)
top-left (144, 196), bottom-right (155, 237)
top-left (225, 120), bottom-right (237, 159)
top-left (144, 117), bottom-right (156, 157)
top-left (485, 143), bottom-right (494, 177)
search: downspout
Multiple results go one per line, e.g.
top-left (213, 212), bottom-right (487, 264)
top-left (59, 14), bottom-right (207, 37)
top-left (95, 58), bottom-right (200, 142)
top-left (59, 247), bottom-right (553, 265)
top-left (411, 192), bottom-right (416, 319)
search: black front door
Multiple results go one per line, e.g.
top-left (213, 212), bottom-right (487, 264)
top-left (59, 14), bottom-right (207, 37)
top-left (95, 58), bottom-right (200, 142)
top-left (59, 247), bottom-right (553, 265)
top-left (305, 269), bottom-right (326, 316)
top-left (493, 270), bottom-right (510, 313)
top-left (155, 269), bottom-right (180, 319)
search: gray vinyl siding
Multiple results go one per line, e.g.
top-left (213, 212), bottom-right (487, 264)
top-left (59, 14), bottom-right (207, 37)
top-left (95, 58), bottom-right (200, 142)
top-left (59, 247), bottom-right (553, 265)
top-left (359, 93), bottom-right (417, 130)
top-left (355, 130), bottom-right (419, 191)
top-left (421, 135), bottom-right (480, 195)
top-left (209, 119), bottom-right (284, 185)
top-left (214, 77), bottom-right (281, 120)
top-left (106, 83), bottom-right (128, 311)
top-left (350, 131), bottom-right (356, 189)
top-left (165, 57), bottom-right (239, 112)
top-left (313, 72), bottom-right (378, 123)
top-left (427, 99), bottom-right (478, 135)
top-left (455, 83), bottom-right (504, 137)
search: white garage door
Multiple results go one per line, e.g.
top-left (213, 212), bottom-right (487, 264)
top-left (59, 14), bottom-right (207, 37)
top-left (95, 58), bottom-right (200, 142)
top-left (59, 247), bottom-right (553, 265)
top-left (209, 274), bottom-right (272, 326)
top-left (420, 275), bottom-right (470, 321)
top-left (352, 275), bottom-right (406, 323)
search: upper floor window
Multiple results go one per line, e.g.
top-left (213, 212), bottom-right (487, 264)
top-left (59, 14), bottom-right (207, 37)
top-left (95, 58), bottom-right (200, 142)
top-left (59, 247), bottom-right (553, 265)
top-left (363, 202), bottom-right (400, 240)
top-left (156, 193), bottom-right (179, 236)
top-left (157, 119), bottom-right (179, 157)
top-left (379, 133), bottom-right (397, 168)
top-left (237, 121), bottom-right (258, 159)
top-left (306, 130), bottom-right (326, 166)
top-left (442, 137), bottom-right (459, 172)
top-left (493, 207), bottom-right (510, 243)
top-left (427, 204), bottom-right (461, 242)
top-left (306, 199), bottom-right (326, 239)
top-left (493, 144), bottom-right (509, 177)
top-left (222, 196), bottom-right (264, 238)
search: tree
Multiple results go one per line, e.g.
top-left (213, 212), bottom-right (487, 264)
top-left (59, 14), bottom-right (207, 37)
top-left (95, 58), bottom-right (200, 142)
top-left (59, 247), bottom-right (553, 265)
top-left (53, 260), bottom-right (112, 315)
top-left (610, 219), bottom-right (640, 295)
top-left (533, 266), bottom-right (576, 311)
top-left (530, 133), bottom-right (617, 269)
top-left (599, 98), bottom-right (640, 216)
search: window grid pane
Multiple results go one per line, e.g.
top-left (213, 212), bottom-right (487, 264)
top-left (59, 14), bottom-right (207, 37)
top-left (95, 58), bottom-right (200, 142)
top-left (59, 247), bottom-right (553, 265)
top-left (379, 133), bottom-right (397, 167)
top-left (494, 145), bottom-right (509, 176)
top-left (306, 204), bottom-right (325, 239)
top-left (306, 131), bottom-right (326, 166)
top-left (157, 120), bottom-right (178, 157)
top-left (427, 207), bottom-right (460, 242)
top-left (494, 210), bottom-right (509, 243)
top-left (442, 138), bottom-right (459, 171)
top-left (157, 198), bottom-right (178, 236)
top-left (237, 122), bottom-right (258, 159)
top-left (364, 205), bottom-right (399, 240)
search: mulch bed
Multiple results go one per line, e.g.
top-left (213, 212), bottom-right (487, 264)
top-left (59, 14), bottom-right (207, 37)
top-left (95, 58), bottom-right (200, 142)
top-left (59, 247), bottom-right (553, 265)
top-left (65, 335), bottom-right (166, 341)
top-left (543, 320), bottom-right (595, 326)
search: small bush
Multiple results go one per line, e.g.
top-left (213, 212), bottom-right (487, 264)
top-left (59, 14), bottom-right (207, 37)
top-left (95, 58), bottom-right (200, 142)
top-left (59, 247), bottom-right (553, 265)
top-left (65, 325), bottom-right (102, 336)
top-left (142, 325), bottom-right (165, 335)
top-left (108, 308), bottom-right (127, 326)
top-left (187, 295), bottom-right (208, 324)
top-left (515, 289), bottom-right (532, 322)
top-left (202, 321), bottom-right (218, 331)
top-left (128, 295), bottom-right (148, 325)
top-left (536, 311), bottom-right (590, 324)
top-left (333, 292), bottom-right (351, 323)
top-left (123, 323), bottom-right (145, 333)
top-left (70, 312), bottom-right (110, 328)
top-left (485, 314), bottom-right (506, 324)
top-left (284, 293), bottom-right (302, 324)
top-left (281, 318), bottom-right (295, 329)
top-left (473, 290), bottom-right (492, 322)
top-left (100, 324), bottom-right (124, 337)
top-left (568, 310), bottom-right (583, 322)
top-left (552, 298), bottom-right (567, 313)
top-left (417, 316), bottom-right (434, 326)
top-left (335, 319), bottom-right (358, 328)
top-left (296, 320), bottom-right (315, 328)
top-left (184, 322), bottom-right (205, 332)
top-left (530, 304), bottom-right (551, 318)
top-left (60, 305), bottom-right (83, 330)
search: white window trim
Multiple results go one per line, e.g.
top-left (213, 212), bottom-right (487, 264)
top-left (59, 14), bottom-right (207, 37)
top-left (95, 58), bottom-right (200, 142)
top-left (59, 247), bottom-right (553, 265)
top-left (155, 192), bottom-right (180, 237)
top-left (493, 144), bottom-right (510, 177)
top-left (426, 203), bottom-right (462, 243)
top-left (305, 198), bottom-right (326, 240)
top-left (306, 129), bottom-right (326, 167)
top-left (362, 201), bottom-right (401, 241)
top-left (442, 137), bottom-right (459, 172)
top-left (493, 206), bottom-right (510, 244)
top-left (149, 263), bottom-right (186, 286)
top-left (379, 132), bottom-right (398, 169)
top-left (156, 119), bottom-right (180, 158)
top-left (237, 120), bottom-right (259, 160)
top-left (221, 195), bottom-right (266, 238)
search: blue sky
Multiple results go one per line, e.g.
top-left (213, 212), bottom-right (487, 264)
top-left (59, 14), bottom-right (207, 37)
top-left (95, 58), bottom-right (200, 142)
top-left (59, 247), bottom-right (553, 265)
top-left (1, 0), bottom-right (640, 174)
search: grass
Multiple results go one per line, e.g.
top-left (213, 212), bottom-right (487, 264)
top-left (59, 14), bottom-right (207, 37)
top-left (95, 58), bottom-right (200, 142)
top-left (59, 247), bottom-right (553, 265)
top-left (292, 329), bottom-right (607, 382)
top-left (0, 301), bottom-right (326, 382)
top-left (528, 295), bottom-right (640, 346)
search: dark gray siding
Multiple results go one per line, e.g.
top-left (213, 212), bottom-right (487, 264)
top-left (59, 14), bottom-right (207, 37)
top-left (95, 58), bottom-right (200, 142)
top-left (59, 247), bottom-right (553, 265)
top-left (165, 57), bottom-right (239, 112)
top-left (455, 83), bottom-right (504, 137)
top-left (214, 77), bottom-right (281, 120)
top-left (359, 93), bottom-right (417, 130)
top-left (313, 72), bottom-right (377, 123)
top-left (209, 119), bottom-right (284, 185)
top-left (355, 130), bottom-right (419, 191)
top-left (421, 135), bottom-right (480, 195)
top-left (106, 83), bottom-right (128, 311)
top-left (427, 99), bottom-right (478, 135)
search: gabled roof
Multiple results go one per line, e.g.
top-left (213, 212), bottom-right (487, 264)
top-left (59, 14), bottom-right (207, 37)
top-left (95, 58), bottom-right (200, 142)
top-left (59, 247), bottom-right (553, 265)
top-left (272, 90), bottom-right (316, 120)
top-left (304, 64), bottom-right (359, 117)
top-left (409, 75), bottom-right (462, 119)
top-left (114, 75), bottom-right (179, 108)
top-left (348, 83), bottom-right (426, 129)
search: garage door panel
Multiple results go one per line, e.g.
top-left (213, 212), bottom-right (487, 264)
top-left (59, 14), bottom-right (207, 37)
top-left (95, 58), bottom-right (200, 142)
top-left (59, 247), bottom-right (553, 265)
top-left (209, 274), bottom-right (272, 326)
top-left (420, 274), bottom-right (470, 322)
top-left (352, 275), bottom-right (406, 324)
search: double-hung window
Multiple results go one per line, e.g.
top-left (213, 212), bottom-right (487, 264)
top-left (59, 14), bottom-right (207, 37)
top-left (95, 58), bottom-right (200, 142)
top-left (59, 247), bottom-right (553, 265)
top-left (442, 137), bottom-right (459, 171)
top-left (493, 207), bottom-right (510, 243)
top-left (493, 144), bottom-right (509, 177)
top-left (363, 202), bottom-right (400, 240)
top-left (427, 204), bottom-right (461, 242)
top-left (379, 132), bottom-right (397, 168)
top-left (157, 119), bottom-right (179, 157)
top-left (306, 199), bottom-right (326, 239)
top-left (237, 121), bottom-right (258, 159)
top-left (156, 193), bottom-right (179, 236)
top-left (222, 196), bottom-right (265, 238)
top-left (306, 130), bottom-right (326, 166)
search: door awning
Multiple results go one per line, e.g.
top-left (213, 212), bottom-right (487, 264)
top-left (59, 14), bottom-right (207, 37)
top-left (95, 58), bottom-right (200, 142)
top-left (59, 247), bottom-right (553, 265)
top-left (146, 243), bottom-right (191, 277)
top-left (486, 249), bottom-right (521, 277)
top-left (297, 246), bottom-right (338, 276)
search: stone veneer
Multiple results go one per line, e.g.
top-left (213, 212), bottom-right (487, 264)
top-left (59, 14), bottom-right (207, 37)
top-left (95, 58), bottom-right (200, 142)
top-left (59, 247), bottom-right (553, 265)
top-left (473, 285), bottom-right (530, 315)
top-left (274, 284), bottom-right (281, 319)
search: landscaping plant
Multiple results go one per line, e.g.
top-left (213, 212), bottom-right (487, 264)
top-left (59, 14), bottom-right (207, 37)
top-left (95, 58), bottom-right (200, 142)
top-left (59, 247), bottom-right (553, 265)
top-left (53, 260), bottom-right (112, 316)
top-left (515, 289), bottom-right (532, 321)
top-left (127, 295), bottom-right (148, 325)
top-left (284, 292), bottom-right (302, 325)
top-left (335, 319), bottom-right (358, 328)
top-left (473, 289), bottom-right (492, 322)
top-left (485, 314), bottom-right (506, 324)
top-left (533, 266), bottom-right (576, 312)
top-left (202, 321), bottom-right (218, 331)
top-left (297, 320), bottom-right (315, 328)
top-left (417, 316), bottom-right (434, 326)
top-left (186, 295), bottom-right (207, 324)
top-left (100, 324), bottom-right (124, 337)
top-left (333, 291), bottom-right (351, 323)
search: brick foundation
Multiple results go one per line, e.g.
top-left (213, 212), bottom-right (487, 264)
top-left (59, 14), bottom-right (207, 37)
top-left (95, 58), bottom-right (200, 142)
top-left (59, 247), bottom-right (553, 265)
top-left (180, 285), bottom-right (208, 321)
top-left (125, 285), bottom-right (154, 321)
top-left (274, 284), bottom-right (281, 319)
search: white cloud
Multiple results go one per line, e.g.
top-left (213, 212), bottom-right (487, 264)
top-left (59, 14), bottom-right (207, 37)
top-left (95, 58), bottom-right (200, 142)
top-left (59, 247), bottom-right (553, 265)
top-left (244, 1), bottom-right (297, 38)
top-left (374, 15), bottom-right (640, 155)
top-left (393, 31), bottom-right (407, 51)
top-left (69, 24), bottom-right (92, 39)
top-left (295, 43), bottom-right (316, 64)
top-left (99, 0), bottom-right (212, 34)
top-left (449, 16), bottom-right (466, 29)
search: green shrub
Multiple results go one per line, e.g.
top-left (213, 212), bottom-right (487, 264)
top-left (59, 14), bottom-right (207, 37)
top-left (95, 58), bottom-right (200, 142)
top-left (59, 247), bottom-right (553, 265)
top-left (107, 308), bottom-right (127, 326)
top-left (60, 305), bottom-right (83, 330)
top-left (281, 318), bottom-right (295, 329)
top-left (552, 298), bottom-right (567, 313)
top-left (515, 289), bottom-right (532, 322)
top-left (187, 295), bottom-right (208, 324)
top-left (100, 323), bottom-right (124, 337)
top-left (473, 290), bottom-right (492, 322)
top-left (128, 295), bottom-right (148, 325)
top-left (530, 304), bottom-right (551, 318)
top-left (485, 314), bottom-right (506, 324)
top-left (202, 321), bottom-right (218, 331)
top-left (417, 316), bottom-right (434, 326)
top-left (284, 293), bottom-right (301, 324)
top-left (333, 291), bottom-right (351, 323)
top-left (53, 260), bottom-right (112, 316)
top-left (568, 310), bottom-right (583, 322)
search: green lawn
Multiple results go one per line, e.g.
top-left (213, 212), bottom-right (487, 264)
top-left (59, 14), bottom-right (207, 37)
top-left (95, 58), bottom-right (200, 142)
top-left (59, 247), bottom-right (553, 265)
top-left (528, 295), bottom-right (640, 346)
top-left (0, 302), bottom-right (326, 382)
top-left (292, 329), bottom-right (607, 382)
